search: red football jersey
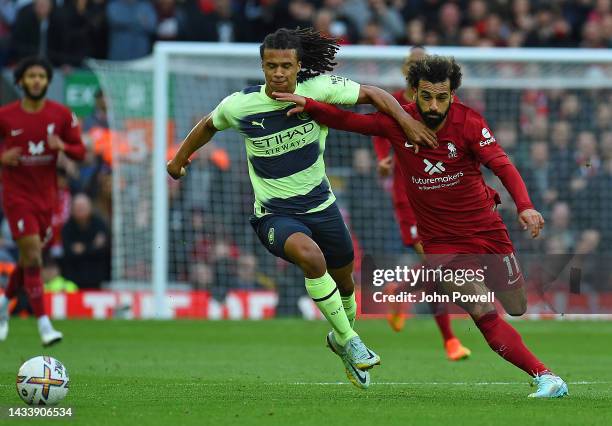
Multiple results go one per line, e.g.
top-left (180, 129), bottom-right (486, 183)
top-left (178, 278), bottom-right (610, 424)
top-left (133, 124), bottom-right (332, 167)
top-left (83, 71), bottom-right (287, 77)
top-left (0, 100), bottom-right (85, 212)
top-left (306, 100), bottom-right (518, 244)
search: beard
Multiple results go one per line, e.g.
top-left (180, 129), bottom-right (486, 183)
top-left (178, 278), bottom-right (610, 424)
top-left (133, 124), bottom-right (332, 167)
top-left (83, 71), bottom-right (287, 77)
top-left (416, 101), bottom-right (450, 129)
top-left (22, 84), bottom-right (48, 101)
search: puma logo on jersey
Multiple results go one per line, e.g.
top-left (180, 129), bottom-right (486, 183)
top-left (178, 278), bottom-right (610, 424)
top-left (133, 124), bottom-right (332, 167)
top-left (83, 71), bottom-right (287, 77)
top-left (47, 123), bottom-right (55, 135)
top-left (251, 119), bottom-right (265, 129)
top-left (10, 129), bottom-right (23, 137)
top-left (28, 141), bottom-right (45, 155)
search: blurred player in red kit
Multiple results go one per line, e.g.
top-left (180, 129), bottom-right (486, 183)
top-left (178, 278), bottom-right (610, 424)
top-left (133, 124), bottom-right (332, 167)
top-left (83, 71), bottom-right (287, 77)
top-left (374, 46), bottom-right (471, 362)
top-left (0, 57), bottom-right (86, 346)
top-left (274, 55), bottom-right (568, 398)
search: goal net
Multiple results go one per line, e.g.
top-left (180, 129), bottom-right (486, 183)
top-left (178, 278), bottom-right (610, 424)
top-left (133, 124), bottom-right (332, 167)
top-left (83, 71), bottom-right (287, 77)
top-left (90, 44), bottom-right (612, 318)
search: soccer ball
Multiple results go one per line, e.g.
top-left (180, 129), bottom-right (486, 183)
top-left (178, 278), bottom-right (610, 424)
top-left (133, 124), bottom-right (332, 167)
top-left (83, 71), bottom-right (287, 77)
top-left (16, 356), bottom-right (69, 406)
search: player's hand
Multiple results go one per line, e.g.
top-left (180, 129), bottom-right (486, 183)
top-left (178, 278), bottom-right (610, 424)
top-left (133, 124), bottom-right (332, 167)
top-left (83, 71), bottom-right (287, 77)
top-left (271, 92), bottom-right (306, 116)
top-left (47, 134), bottom-right (66, 151)
top-left (377, 155), bottom-right (393, 177)
top-left (397, 114), bottom-right (438, 153)
top-left (0, 147), bottom-right (21, 166)
top-left (518, 208), bottom-right (545, 238)
top-left (167, 158), bottom-right (190, 180)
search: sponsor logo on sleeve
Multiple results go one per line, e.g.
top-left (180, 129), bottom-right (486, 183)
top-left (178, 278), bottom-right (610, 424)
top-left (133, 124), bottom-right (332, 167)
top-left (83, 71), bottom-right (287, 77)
top-left (479, 127), bottom-right (496, 147)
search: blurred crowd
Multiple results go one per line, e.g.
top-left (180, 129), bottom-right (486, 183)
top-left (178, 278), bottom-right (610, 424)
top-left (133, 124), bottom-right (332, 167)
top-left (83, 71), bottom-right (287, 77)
top-left (0, 0), bottom-right (611, 67)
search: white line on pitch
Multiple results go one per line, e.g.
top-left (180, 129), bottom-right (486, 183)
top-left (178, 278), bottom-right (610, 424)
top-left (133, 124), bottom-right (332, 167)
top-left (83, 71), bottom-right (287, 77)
top-left (291, 381), bottom-right (610, 386)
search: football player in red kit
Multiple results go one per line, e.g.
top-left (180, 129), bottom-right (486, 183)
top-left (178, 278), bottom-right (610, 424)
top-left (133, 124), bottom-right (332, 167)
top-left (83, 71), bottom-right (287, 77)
top-left (273, 55), bottom-right (568, 398)
top-left (0, 57), bottom-right (86, 346)
top-left (374, 46), bottom-right (471, 362)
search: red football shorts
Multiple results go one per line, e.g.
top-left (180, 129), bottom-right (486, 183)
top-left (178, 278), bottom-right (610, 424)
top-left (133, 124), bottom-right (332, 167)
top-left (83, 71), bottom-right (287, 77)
top-left (5, 206), bottom-right (53, 244)
top-left (423, 229), bottom-right (525, 292)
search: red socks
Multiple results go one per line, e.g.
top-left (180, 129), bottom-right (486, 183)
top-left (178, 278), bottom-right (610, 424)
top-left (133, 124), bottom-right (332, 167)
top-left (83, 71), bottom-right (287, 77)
top-left (23, 267), bottom-right (45, 317)
top-left (475, 311), bottom-right (549, 376)
top-left (433, 310), bottom-right (456, 342)
top-left (5, 266), bottom-right (23, 299)
top-left (427, 285), bottom-right (456, 342)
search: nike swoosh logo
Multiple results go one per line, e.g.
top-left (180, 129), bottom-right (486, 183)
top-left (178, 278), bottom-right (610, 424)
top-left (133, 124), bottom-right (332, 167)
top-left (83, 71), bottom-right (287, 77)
top-left (11, 129), bottom-right (23, 136)
top-left (366, 349), bottom-right (375, 360)
top-left (404, 142), bottom-right (413, 148)
top-left (348, 363), bottom-right (368, 384)
top-left (507, 276), bottom-right (522, 285)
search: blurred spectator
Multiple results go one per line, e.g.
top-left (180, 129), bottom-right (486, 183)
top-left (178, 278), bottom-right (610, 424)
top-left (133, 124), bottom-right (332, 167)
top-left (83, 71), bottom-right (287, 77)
top-left (49, 169), bottom-right (73, 258)
top-left (596, 104), bottom-right (611, 135)
top-left (155, 0), bottom-right (179, 41)
top-left (89, 166), bottom-right (113, 226)
top-left (0, 215), bottom-right (16, 262)
top-left (83, 89), bottom-right (108, 132)
top-left (189, 262), bottom-right (214, 290)
top-left (0, 0), bottom-right (17, 66)
top-left (362, 0), bottom-right (404, 44)
top-left (347, 147), bottom-right (395, 254)
top-left (11, 0), bottom-right (63, 64)
top-left (234, 254), bottom-right (275, 290)
top-left (524, 4), bottom-right (573, 47)
top-left (404, 18), bottom-right (425, 45)
top-left (43, 259), bottom-right (78, 293)
top-left (61, 193), bottom-right (111, 288)
top-left (216, 0), bottom-right (234, 42)
top-left (601, 131), bottom-right (612, 161)
top-left (55, 0), bottom-right (107, 66)
top-left (437, 2), bottom-right (461, 45)
top-left (549, 120), bottom-right (575, 203)
top-left (313, 7), bottom-right (358, 44)
top-left (545, 201), bottom-right (576, 253)
top-left (285, 0), bottom-right (315, 29)
top-left (578, 159), bottom-right (612, 251)
top-left (520, 141), bottom-right (552, 214)
top-left (177, 0), bottom-right (220, 42)
top-left (106, 0), bottom-right (157, 60)
top-left (360, 19), bottom-right (385, 45)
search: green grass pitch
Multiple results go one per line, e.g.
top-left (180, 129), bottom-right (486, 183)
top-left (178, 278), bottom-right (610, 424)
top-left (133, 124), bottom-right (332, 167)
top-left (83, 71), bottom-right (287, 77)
top-left (1, 318), bottom-right (611, 425)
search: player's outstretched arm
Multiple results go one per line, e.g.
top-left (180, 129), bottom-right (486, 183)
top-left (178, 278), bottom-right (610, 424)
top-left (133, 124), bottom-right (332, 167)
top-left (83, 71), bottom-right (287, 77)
top-left (167, 113), bottom-right (218, 180)
top-left (272, 92), bottom-right (399, 139)
top-left (487, 155), bottom-right (544, 238)
top-left (357, 85), bottom-right (437, 150)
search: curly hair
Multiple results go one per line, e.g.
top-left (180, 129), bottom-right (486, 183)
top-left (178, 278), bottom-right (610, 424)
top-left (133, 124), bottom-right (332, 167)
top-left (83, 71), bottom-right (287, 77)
top-left (407, 55), bottom-right (462, 91)
top-left (260, 27), bottom-right (340, 83)
top-left (14, 56), bottom-right (53, 84)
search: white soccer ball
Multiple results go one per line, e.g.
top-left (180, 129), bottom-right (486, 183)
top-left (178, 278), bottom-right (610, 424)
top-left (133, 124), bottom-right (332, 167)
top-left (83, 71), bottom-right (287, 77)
top-left (16, 356), bottom-right (69, 406)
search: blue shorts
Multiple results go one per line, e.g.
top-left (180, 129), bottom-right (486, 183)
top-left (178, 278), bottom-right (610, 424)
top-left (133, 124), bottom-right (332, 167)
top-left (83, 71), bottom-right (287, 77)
top-left (250, 202), bottom-right (354, 269)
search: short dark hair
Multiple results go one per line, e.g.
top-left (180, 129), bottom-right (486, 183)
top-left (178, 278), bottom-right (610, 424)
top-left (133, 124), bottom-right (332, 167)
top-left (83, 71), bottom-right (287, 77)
top-left (13, 56), bottom-right (53, 84)
top-left (407, 55), bottom-right (462, 92)
top-left (260, 27), bottom-right (339, 83)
